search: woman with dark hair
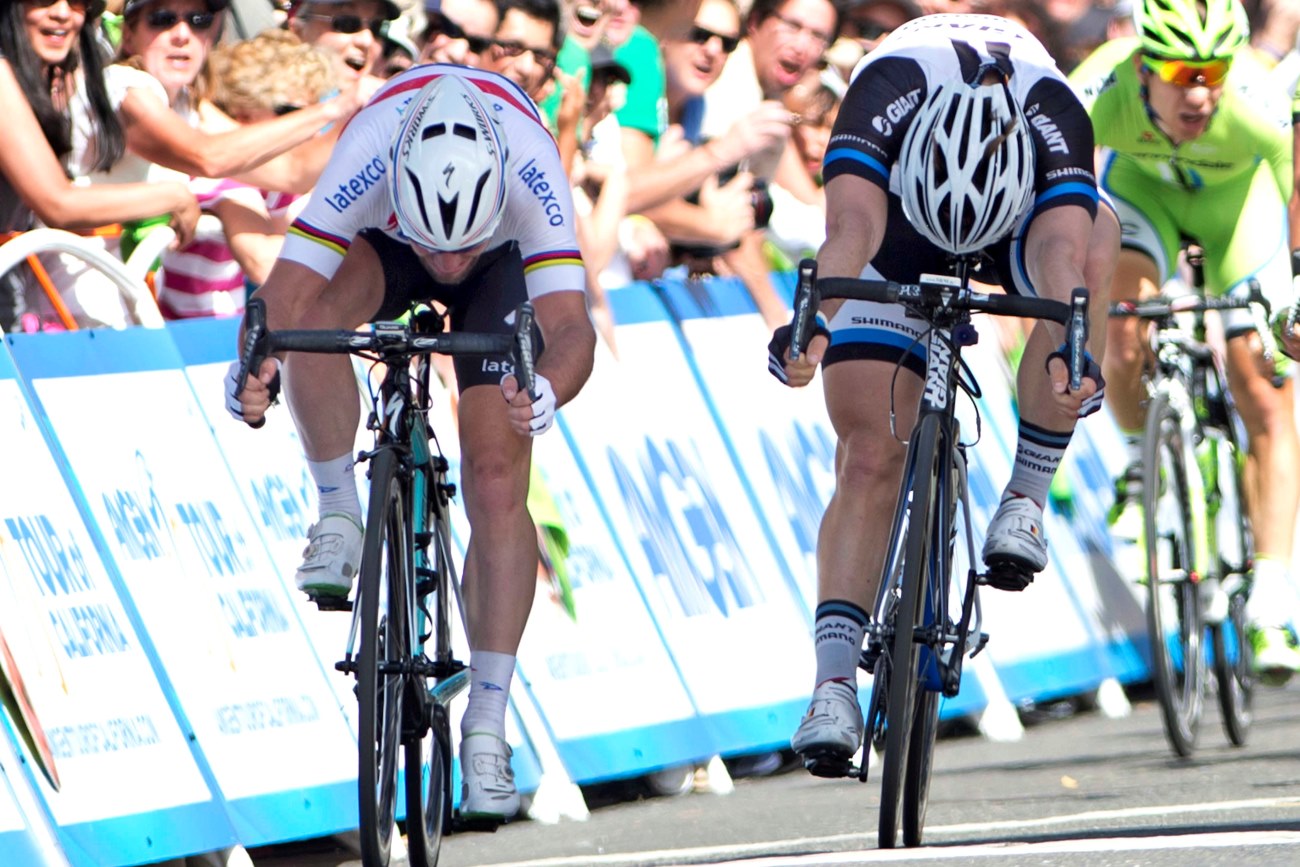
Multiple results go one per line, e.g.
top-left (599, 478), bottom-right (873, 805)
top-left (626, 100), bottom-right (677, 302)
top-left (0, 0), bottom-right (197, 237)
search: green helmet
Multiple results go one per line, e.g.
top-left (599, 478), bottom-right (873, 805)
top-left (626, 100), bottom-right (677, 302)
top-left (1134, 0), bottom-right (1250, 60)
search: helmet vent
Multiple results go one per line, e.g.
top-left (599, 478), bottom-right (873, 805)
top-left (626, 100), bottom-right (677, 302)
top-left (453, 124), bottom-right (477, 140)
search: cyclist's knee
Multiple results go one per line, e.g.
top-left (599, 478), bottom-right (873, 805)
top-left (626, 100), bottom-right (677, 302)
top-left (837, 429), bottom-right (904, 491)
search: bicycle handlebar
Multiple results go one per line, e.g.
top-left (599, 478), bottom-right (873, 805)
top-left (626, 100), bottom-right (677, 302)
top-left (1108, 278), bottom-right (1278, 366)
top-left (235, 297), bottom-right (538, 428)
top-left (790, 258), bottom-right (1089, 391)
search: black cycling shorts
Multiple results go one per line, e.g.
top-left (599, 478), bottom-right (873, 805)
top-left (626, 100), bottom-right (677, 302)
top-left (360, 230), bottom-right (532, 391)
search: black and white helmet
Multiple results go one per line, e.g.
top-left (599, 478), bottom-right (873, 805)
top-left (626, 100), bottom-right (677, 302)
top-left (388, 75), bottom-right (508, 251)
top-left (897, 78), bottom-right (1035, 255)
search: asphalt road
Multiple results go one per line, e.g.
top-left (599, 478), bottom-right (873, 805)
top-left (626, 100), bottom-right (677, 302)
top-left (245, 679), bottom-right (1300, 867)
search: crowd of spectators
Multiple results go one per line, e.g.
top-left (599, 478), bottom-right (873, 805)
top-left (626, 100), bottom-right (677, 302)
top-left (2, 0), bottom-right (1298, 336)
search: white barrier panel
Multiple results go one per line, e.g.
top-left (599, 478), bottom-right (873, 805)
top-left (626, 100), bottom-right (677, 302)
top-left (655, 279), bottom-right (1000, 721)
top-left (520, 346), bottom-right (712, 782)
top-left (5, 328), bottom-right (359, 847)
top-left (582, 283), bottom-right (817, 754)
top-left (0, 343), bottom-right (232, 865)
top-left (0, 716), bottom-right (69, 867)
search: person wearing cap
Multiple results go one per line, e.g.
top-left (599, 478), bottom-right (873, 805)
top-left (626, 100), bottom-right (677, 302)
top-left (372, 13), bottom-right (419, 78)
top-left (289, 0), bottom-right (398, 103)
top-left (418, 0), bottom-right (499, 66)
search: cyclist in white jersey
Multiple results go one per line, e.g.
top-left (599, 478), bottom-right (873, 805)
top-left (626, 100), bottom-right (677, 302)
top-left (768, 14), bottom-right (1118, 765)
top-left (226, 65), bottom-right (596, 821)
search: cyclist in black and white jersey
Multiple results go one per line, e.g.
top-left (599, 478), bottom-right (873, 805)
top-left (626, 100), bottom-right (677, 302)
top-left (226, 65), bottom-right (596, 821)
top-left (768, 14), bottom-right (1118, 766)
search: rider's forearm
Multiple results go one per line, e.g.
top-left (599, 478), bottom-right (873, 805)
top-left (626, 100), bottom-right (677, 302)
top-left (536, 315), bottom-right (596, 407)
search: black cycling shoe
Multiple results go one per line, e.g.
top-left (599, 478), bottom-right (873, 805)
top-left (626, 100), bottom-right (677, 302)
top-left (982, 559), bottom-right (1035, 592)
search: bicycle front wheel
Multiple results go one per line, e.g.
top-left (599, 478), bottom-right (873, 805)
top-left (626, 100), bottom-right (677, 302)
top-left (1142, 391), bottom-right (1204, 757)
top-left (358, 448), bottom-right (413, 866)
top-left (878, 415), bottom-right (941, 849)
top-left (405, 499), bottom-right (458, 867)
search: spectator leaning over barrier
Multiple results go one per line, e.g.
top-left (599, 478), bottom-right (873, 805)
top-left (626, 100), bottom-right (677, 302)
top-left (769, 13), bottom-right (1117, 767)
top-left (227, 65), bottom-right (596, 824)
top-left (418, 0), bottom-right (498, 65)
top-left (0, 0), bottom-right (199, 330)
top-left (1071, 0), bottom-right (1300, 683)
top-left (288, 0), bottom-right (397, 104)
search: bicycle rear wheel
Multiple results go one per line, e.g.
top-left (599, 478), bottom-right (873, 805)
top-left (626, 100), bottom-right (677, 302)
top-left (1142, 392), bottom-right (1204, 757)
top-left (1207, 426), bottom-right (1253, 746)
top-left (405, 499), bottom-right (458, 867)
top-left (878, 415), bottom-right (941, 849)
top-left (358, 448), bottom-right (412, 866)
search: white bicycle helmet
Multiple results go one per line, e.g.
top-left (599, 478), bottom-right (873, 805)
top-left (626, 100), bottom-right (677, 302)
top-left (897, 78), bottom-right (1036, 255)
top-left (389, 75), bottom-right (508, 251)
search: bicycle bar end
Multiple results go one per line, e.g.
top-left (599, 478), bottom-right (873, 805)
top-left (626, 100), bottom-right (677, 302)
top-left (790, 257), bottom-right (819, 362)
top-left (1067, 287), bottom-right (1088, 393)
top-left (512, 301), bottom-right (539, 399)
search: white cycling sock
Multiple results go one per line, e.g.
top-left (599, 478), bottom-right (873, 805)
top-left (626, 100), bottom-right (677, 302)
top-left (812, 600), bottom-right (869, 687)
top-left (1121, 430), bottom-right (1143, 467)
top-left (1247, 557), bottom-right (1300, 630)
top-left (307, 453), bottom-right (361, 520)
top-left (462, 650), bottom-right (515, 739)
top-left (1005, 420), bottom-right (1071, 507)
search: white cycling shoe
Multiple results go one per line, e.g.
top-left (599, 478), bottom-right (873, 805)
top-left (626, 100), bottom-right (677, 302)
top-left (294, 512), bottom-right (363, 597)
top-left (982, 495), bottom-right (1048, 590)
top-left (459, 733), bottom-right (520, 820)
top-left (791, 679), bottom-right (863, 761)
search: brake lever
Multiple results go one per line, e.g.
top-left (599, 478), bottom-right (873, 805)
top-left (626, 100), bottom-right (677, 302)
top-left (790, 257), bottom-right (820, 362)
top-left (237, 298), bottom-right (269, 430)
top-left (512, 302), bottom-right (538, 399)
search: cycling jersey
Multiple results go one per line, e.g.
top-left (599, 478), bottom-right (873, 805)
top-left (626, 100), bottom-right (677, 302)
top-left (819, 14), bottom-right (1099, 373)
top-left (280, 65), bottom-right (583, 301)
top-left (1070, 38), bottom-right (1292, 317)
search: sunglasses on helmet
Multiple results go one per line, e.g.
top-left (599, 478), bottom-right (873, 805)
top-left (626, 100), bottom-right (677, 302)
top-left (1141, 55), bottom-right (1231, 88)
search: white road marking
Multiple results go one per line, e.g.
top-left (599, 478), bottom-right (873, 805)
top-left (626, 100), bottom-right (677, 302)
top-left (470, 796), bottom-right (1300, 867)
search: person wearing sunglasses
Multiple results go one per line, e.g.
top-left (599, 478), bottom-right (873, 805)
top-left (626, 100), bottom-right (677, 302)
top-left (0, 0), bottom-right (201, 330)
top-left (1071, 0), bottom-right (1300, 682)
top-left (289, 0), bottom-right (397, 103)
top-left (227, 67), bottom-right (595, 825)
top-left (419, 0), bottom-right (499, 66)
top-left (483, 0), bottom-right (563, 102)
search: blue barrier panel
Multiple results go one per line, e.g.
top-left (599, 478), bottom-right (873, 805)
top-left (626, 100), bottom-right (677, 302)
top-left (0, 336), bottom-right (234, 865)
top-left (5, 328), bottom-right (359, 848)
top-left (653, 276), bottom-right (989, 721)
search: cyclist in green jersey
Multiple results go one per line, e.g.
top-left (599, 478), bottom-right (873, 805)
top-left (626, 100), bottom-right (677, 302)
top-left (1071, 0), bottom-right (1300, 684)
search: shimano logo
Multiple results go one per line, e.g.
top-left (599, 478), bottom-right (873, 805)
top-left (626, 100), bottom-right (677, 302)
top-left (324, 157), bottom-right (386, 213)
top-left (870, 87), bottom-right (922, 137)
top-left (1030, 113), bottom-right (1069, 155)
top-left (922, 332), bottom-right (951, 409)
top-left (517, 157), bottom-right (565, 226)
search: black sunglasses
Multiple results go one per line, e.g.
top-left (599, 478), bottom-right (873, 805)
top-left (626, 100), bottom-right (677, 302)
top-left (846, 20), bottom-right (890, 42)
top-left (492, 39), bottom-right (558, 66)
top-left (425, 12), bottom-right (495, 54)
top-left (298, 12), bottom-right (385, 36)
top-left (272, 103), bottom-right (304, 116)
top-left (687, 25), bottom-right (739, 54)
top-left (144, 9), bottom-right (216, 31)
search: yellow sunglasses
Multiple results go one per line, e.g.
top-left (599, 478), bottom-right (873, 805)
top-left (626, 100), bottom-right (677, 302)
top-left (1141, 55), bottom-right (1231, 88)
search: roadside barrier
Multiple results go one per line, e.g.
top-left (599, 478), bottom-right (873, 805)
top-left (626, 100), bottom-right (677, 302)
top-left (0, 269), bottom-right (1152, 865)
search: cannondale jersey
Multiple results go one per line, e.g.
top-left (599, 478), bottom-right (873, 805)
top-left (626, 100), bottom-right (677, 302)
top-left (281, 65), bottom-right (583, 299)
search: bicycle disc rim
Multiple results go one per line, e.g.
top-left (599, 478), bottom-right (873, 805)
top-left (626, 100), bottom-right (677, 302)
top-left (406, 497), bottom-right (457, 867)
top-left (879, 415), bottom-right (940, 849)
top-left (1142, 393), bottom-right (1203, 757)
top-left (359, 449), bottom-right (409, 865)
top-left (902, 688), bottom-right (939, 847)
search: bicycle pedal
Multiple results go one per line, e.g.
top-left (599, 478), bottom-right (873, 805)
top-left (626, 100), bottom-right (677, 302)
top-left (800, 750), bottom-right (856, 779)
top-left (980, 561), bottom-right (1034, 592)
top-left (310, 593), bottom-right (353, 612)
top-left (453, 812), bottom-right (504, 833)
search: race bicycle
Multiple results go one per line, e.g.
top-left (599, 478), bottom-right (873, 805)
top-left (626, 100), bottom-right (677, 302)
top-left (789, 258), bottom-right (1088, 848)
top-left (237, 297), bottom-right (539, 867)
top-left (1107, 264), bottom-right (1278, 757)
